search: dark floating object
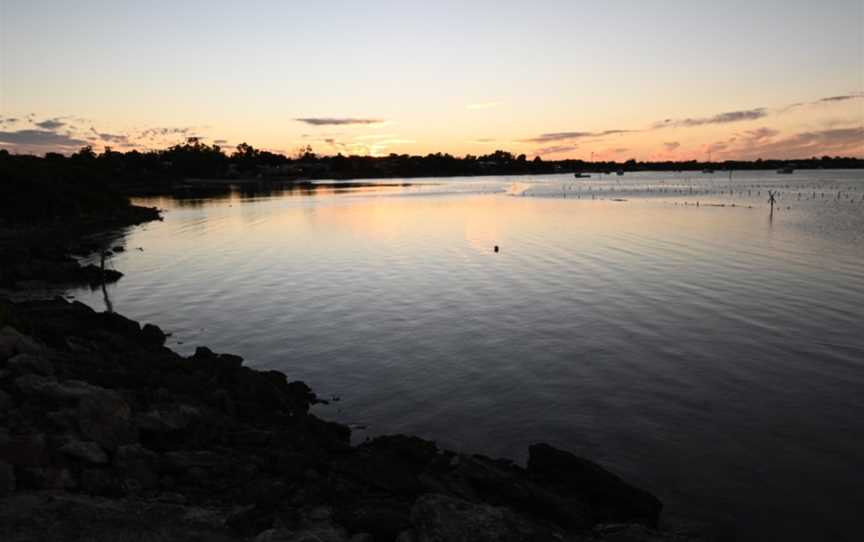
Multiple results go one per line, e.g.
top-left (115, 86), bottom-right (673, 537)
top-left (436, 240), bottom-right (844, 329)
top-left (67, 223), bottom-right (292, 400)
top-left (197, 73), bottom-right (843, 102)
top-left (494, 245), bottom-right (500, 253)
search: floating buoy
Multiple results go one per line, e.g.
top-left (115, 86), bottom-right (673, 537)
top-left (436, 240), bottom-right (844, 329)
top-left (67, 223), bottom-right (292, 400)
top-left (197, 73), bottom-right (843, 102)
top-left (494, 245), bottom-right (499, 253)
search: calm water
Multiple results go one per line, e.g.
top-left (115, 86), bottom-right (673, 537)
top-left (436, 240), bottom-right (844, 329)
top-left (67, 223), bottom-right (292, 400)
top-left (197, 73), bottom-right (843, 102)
top-left (72, 170), bottom-right (864, 541)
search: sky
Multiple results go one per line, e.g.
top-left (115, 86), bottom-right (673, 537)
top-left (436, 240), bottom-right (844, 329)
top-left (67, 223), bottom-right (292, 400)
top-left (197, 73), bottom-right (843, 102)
top-left (0, 0), bottom-right (862, 160)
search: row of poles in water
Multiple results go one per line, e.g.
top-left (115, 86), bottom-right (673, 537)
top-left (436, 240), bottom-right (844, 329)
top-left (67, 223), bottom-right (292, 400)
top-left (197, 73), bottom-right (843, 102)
top-left (544, 183), bottom-right (864, 204)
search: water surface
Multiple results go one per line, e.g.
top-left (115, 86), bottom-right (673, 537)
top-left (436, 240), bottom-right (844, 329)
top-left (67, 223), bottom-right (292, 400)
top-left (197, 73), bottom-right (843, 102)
top-left (72, 170), bottom-right (864, 541)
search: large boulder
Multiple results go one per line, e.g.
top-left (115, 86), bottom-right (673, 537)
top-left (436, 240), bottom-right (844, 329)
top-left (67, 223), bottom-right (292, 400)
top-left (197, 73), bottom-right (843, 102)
top-left (527, 443), bottom-right (662, 527)
top-left (446, 453), bottom-right (591, 529)
top-left (75, 389), bottom-right (137, 451)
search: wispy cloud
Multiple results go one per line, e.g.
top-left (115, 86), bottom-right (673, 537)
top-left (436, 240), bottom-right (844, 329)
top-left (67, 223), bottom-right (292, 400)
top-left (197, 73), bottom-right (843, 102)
top-left (524, 129), bottom-right (634, 144)
top-left (653, 108), bottom-right (768, 129)
top-left (535, 144), bottom-right (580, 156)
top-left (34, 118), bottom-right (66, 130)
top-left (89, 127), bottom-right (133, 146)
top-left (139, 127), bottom-right (193, 139)
top-left (743, 127), bottom-right (779, 141)
top-left (816, 93), bottom-right (864, 104)
top-left (524, 131), bottom-right (593, 143)
top-left (466, 101), bottom-right (503, 111)
top-left (294, 117), bottom-right (384, 126)
top-left (663, 141), bottom-right (680, 151)
top-left (0, 129), bottom-right (88, 148)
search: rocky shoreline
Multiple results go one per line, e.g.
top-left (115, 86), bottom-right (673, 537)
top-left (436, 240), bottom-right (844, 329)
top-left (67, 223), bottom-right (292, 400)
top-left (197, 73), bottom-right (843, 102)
top-left (0, 207), bottom-right (704, 541)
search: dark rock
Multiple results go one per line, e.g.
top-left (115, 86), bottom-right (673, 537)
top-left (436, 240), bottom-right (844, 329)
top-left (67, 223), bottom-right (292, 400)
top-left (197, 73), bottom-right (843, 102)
top-left (141, 323), bottom-right (167, 347)
top-left (345, 500), bottom-right (412, 540)
top-left (20, 466), bottom-right (76, 490)
top-left (448, 453), bottom-right (591, 529)
top-left (6, 353), bottom-right (53, 375)
top-left (594, 523), bottom-right (701, 541)
top-left (193, 346), bottom-right (217, 359)
top-left (157, 491), bottom-right (188, 504)
top-left (163, 450), bottom-right (225, 471)
top-left (238, 477), bottom-right (290, 507)
top-left (254, 525), bottom-right (348, 542)
top-left (46, 408), bottom-right (79, 432)
top-left (59, 440), bottom-right (108, 464)
top-left (227, 504), bottom-right (274, 536)
top-left (228, 429), bottom-right (273, 446)
top-left (114, 444), bottom-right (159, 489)
top-left (0, 332), bottom-right (17, 361)
top-left (348, 435), bottom-right (439, 495)
top-left (0, 390), bottom-right (11, 411)
top-left (528, 443), bottom-right (662, 527)
top-left (0, 461), bottom-right (15, 496)
top-left (409, 493), bottom-right (560, 542)
top-left (15, 375), bottom-right (112, 404)
top-left (306, 505), bottom-right (334, 522)
top-left (79, 468), bottom-right (124, 496)
top-left (76, 389), bottom-right (137, 451)
top-left (0, 326), bottom-right (42, 360)
top-left (0, 433), bottom-right (47, 467)
top-left (94, 311), bottom-right (141, 338)
top-left (135, 402), bottom-right (226, 448)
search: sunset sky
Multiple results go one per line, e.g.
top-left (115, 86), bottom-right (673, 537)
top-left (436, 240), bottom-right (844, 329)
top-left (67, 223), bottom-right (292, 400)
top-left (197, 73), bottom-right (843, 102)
top-left (1, 0), bottom-right (862, 160)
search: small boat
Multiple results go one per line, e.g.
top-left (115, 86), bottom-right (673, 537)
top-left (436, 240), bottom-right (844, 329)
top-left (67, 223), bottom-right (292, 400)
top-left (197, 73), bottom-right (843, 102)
top-left (573, 172), bottom-right (591, 178)
top-left (777, 166), bottom-right (794, 174)
top-left (616, 169), bottom-right (625, 176)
